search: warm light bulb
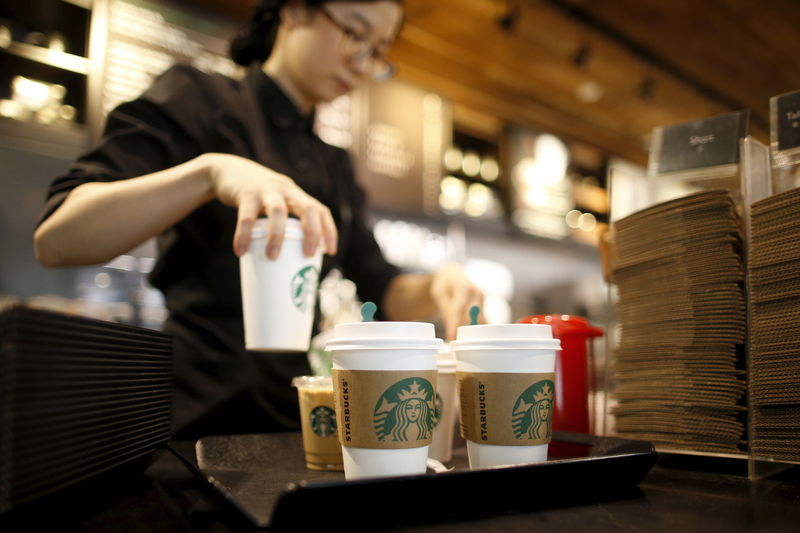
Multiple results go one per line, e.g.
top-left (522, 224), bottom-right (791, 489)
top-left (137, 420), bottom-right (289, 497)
top-left (461, 151), bottom-right (481, 177)
top-left (565, 209), bottom-right (582, 229)
top-left (533, 134), bottom-right (569, 184)
top-left (480, 157), bottom-right (499, 181)
top-left (12, 76), bottom-right (51, 110)
top-left (578, 212), bottom-right (597, 231)
top-left (443, 147), bottom-right (463, 172)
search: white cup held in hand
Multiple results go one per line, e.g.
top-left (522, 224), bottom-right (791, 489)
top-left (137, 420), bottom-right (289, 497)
top-left (240, 218), bottom-right (323, 352)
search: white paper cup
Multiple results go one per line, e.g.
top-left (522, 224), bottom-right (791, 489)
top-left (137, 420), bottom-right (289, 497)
top-left (240, 218), bottom-right (323, 352)
top-left (428, 344), bottom-right (458, 463)
top-left (452, 324), bottom-right (559, 469)
top-left (326, 321), bottom-right (442, 480)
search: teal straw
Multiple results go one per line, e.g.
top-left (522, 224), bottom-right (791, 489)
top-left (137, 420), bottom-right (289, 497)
top-left (361, 301), bottom-right (377, 322)
top-left (469, 305), bottom-right (480, 325)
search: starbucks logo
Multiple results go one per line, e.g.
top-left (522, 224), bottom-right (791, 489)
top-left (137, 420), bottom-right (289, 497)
top-left (511, 380), bottom-right (554, 441)
top-left (373, 378), bottom-right (435, 442)
top-left (432, 392), bottom-right (443, 428)
top-left (310, 405), bottom-right (337, 438)
top-left (290, 265), bottom-right (319, 311)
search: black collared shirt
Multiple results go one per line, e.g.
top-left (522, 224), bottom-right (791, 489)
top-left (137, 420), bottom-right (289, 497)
top-left (39, 64), bottom-right (400, 434)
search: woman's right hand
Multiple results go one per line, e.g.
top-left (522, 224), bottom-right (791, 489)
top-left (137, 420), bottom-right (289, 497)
top-left (201, 153), bottom-right (338, 259)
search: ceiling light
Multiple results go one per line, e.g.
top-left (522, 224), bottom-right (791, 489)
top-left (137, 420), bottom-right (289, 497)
top-left (498, 1), bottom-right (520, 32)
top-left (572, 44), bottom-right (591, 68)
top-left (575, 81), bottom-right (603, 103)
top-left (639, 77), bottom-right (656, 100)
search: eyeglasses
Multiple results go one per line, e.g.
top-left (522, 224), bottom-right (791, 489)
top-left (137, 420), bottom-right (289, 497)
top-left (317, 7), bottom-right (396, 82)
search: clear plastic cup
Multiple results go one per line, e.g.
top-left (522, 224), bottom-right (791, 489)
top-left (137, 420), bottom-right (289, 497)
top-left (452, 323), bottom-right (560, 469)
top-left (325, 321), bottom-right (442, 480)
top-left (240, 218), bottom-right (323, 352)
top-left (428, 343), bottom-right (458, 463)
top-left (292, 376), bottom-right (344, 471)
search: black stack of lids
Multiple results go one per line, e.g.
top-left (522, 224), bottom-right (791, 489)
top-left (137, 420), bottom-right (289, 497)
top-left (0, 305), bottom-right (172, 513)
top-left (749, 187), bottom-right (800, 463)
top-left (611, 189), bottom-right (747, 454)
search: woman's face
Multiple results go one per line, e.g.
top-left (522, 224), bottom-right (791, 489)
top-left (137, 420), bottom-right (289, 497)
top-left (537, 400), bottom-right (551, 421)
top-left (405, 399), bottom-right (422, 422)
top-left (279, 1), bottom-right (403, 107)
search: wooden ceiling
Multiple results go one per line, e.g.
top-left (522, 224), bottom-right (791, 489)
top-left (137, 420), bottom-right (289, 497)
top-left (195, 0), bottom-right (800, 166)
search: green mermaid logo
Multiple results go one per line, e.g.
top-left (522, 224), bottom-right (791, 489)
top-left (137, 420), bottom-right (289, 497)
top-left (511, 380), bottom-right (554, 441)
top-left (432, 392), bottom-right (443, 428)
top-left (373, 378), bottom-right (435, 442)
top-left (310, 405), bottom-right (337, 438)
top-left (290, 265), bottom-right (319, 311)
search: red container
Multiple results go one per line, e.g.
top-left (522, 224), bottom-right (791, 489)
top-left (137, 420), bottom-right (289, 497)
top-left (516, 314), bottom-right (604, 434)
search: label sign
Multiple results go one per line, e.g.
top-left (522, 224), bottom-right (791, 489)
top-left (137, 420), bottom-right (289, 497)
top-left (654, 110), bottom-right (749, 174)
top-left (95, 0), bottom-right (236, 134)
top-left (776, 90), bottom-right (800, 152)
top-left (351, 80), bottom-right (447, 215)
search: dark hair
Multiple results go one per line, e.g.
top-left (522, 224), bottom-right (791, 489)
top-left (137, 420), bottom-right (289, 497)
top-left (229, 0), bottom-right (403, 67)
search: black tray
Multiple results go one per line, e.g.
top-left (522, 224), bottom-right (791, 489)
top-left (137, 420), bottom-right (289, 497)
top-left (168, 431), bottom-right (657, 531)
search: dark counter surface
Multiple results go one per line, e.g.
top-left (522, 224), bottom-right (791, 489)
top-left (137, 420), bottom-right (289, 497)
top-left (2, 434), bottom-right (799, 533)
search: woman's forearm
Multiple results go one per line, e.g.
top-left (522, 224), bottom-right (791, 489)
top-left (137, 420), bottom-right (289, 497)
top-left (35, 152), bottom-right (340, 268)
top-left (34, 155), bottom-right (214, 267)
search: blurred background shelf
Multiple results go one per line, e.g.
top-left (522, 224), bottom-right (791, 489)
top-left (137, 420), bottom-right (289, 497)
top-left (2, 42), bottom-right (89, 75)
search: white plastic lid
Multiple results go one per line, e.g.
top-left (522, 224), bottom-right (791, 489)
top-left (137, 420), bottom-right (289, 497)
top-left (437, 342), bottom-right (457, 372)
top-left (251, 217), bottom-right (304, 240)
top-left (291, 375), bottom-right (333, 389)
top-left (333, 321), bottom-right (435, 339)
top-left (325, 321), bottom-right (443, 351)
top-left (451, 323), bottom-right (561, 351)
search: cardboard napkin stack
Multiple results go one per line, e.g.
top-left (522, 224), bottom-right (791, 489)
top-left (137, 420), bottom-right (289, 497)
top-left (749, 187), bottom-right (800, 462)
top-left (611, 190), bottom-right (747, 454)
top-left (0, 305), bottom-right (172, 513)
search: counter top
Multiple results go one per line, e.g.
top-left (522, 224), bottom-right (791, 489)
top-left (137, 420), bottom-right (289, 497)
top-left (2, 435), bottom-right (799, 532)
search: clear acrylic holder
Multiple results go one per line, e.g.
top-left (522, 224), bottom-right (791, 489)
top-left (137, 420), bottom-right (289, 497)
top-left (604, 132), bottom-right (772, 473)
top-left (746, 97), bottom-right (800, 478)
top-left (739, 137), bottom-right (791, 480)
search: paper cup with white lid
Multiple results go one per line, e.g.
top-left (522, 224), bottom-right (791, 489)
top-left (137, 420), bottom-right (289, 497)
top-left (239, 217), bottom-right (323, 352)
top-left (326, 307), bottom-right (442, 480)
top-left (428, 343), bottom-right (459, 463)
top-left (452, 323), bottom-right (560, 469)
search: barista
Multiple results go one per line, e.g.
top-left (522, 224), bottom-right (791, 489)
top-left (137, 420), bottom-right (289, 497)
top-left (33, 0), bottom-right (483, 438)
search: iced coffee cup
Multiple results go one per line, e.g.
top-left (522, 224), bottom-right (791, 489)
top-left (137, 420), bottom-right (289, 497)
top-left (428, 343), bottom-right (458, 463)
top-left (240, 218), bottom-right (323, 352)
top-left (325, 321), bottom-right (442, 480)
top-left (292, 376), bottom-right (344, 471)
top-left (452, 324), bottom-right (559, 469)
